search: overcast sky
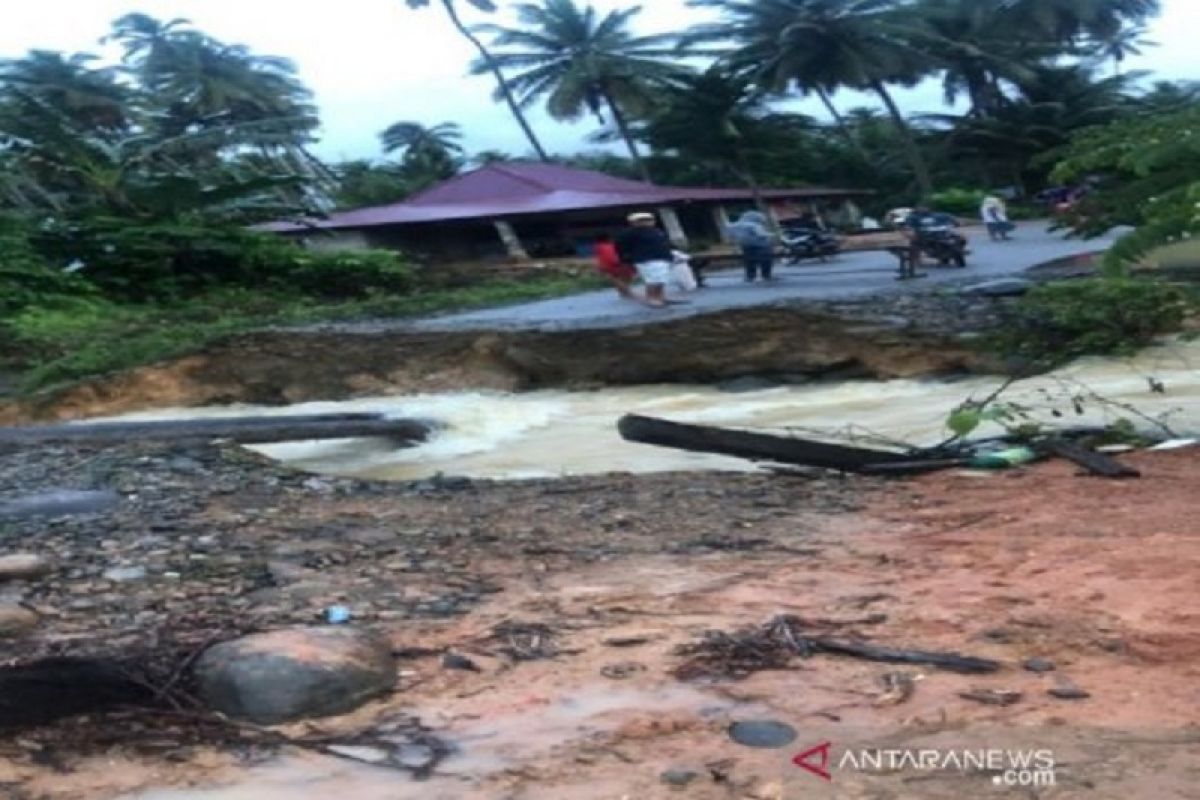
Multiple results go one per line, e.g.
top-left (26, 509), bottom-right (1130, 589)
top-left (2, 0), bottom-right (1196, 161)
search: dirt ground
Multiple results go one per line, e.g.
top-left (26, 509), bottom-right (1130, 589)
top-left (2, 447), bottom-right (1198, 799)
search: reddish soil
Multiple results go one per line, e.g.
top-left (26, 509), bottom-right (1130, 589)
top-left (3, 448), bottom-right (1198, 799)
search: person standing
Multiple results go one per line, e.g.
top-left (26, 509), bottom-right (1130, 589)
top-left (729, 210), bottom-right (777, 282)
top-left (592, 234), bottom-right (637, 299)
top-left (615, 211), bottom-right (674, 308)
top-left (980, 196), bottom-right (1012, 241)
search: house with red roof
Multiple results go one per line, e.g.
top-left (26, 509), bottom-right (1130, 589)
top-left (264, 162), bottom-right (867, 262)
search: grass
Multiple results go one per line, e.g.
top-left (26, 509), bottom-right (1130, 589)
top-left (4, 274), bottom-right (604, 394)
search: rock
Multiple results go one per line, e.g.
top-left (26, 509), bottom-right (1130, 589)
top-left (0, 554), bottom-right (53, 582)
top-left (167, 456), bottom-right (205, 473)
top-left (1048, 677), bottom-right (1090, 701)
top-left (960, 278), bottom-right (1034, 297)
top-left (1023, 656), bottom-right (1056, 674)
top-left (0, 604), bottom-right (39, 637)
top-left (959, 688), bottom-right (1023, 706)
top-left (660, 768), bottom-right (700, 787)
top-left (395, 743), bottom-right (437, 771)
top-left (727, 720), bottom-right (798, 749)
top-left (0, 489), bottom-right (120, 520)
top-left (442, 652), bottom-right (481, 672)
top-left (194, 626), bottom-right (397, 724)
top-left (103, 565), bottom-right (148, 583)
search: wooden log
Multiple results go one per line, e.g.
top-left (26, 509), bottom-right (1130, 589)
top-left (1045, 439), bottom-right (1141, 478)
top-left (0, 414), bottom-right (432, 449)
top-left (617, 414), bottom-right (911, 473)
top-left (810, 637), bottom-right (1001, 674)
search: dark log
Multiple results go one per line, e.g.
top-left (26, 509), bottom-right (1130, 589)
top-left (1045, 439), bottom-right (1141, 479)
top-left (617, 414), bottom-right (910, 473)
top-left (810, 638), bottom-right (1001, 674)
top-left (860, 458), bottom-right (971, 475)
top-left (0, 658), bottom-right (153, 728)
top-left (0, 414), bottom-right (432, 449)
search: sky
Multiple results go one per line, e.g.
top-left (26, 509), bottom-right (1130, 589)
top-left (1, 0), bottom-right (1197, 162)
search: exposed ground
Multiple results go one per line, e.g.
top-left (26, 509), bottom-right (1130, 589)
top-left (2, 440), bottom-right (1197, 799)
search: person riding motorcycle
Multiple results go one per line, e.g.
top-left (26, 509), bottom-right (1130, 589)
top-left (901, 208), bottom-right (967, 270)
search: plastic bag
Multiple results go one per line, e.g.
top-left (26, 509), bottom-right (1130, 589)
top-left (670, 253), bottom-right (698, 292)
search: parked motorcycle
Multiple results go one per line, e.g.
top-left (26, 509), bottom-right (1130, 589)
top-left (781, 226), bottom-right (841, 263)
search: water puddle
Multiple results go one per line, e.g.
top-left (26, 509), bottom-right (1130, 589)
top-left (123, 684), bottom-right (739, 800)
top-left (105, 340), bottom-right (1200, 480)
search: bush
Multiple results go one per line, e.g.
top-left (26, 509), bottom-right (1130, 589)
top-left (997, 277), bottom-right (1195, 364)
top-left (280, 249), bottom-right (416, 299)
top-left (25, 217), bottom-right (416, 302)
top-left (930, 188), bottom-right (988, 215)
top-left (0, 219), bottom-right (99, 316)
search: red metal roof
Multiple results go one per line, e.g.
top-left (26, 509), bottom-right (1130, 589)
top-left (265, 162), bottom-right (866, 232)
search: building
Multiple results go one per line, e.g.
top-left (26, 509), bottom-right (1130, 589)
top-left (265, 162), bottom-right (868, 262)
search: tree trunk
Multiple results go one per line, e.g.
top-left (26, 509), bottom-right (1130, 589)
top-left (440, 0), bottom-right (550, 163)
top-left (600, 86), bottom-right (652, 183)
top-left (616, 414), bottom-right (911, 473)
top-left (815, 87), bottom-right (872, 163)
top-left (731, 151), bottom-right (773, 227)
top-left (870, 79), bottom-right (935, 202)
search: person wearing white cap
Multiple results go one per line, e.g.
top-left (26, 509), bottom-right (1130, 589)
top-left (615, 211), bottom-right (673, 308)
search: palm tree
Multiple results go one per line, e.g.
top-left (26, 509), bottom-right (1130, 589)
top-left (472, 0), bottom-right (686, 182)
top-left (642, 67), bottom-right (773, 209)
top-left (404, 0), bottom-right (551, 162)
top-left (379, 120), bottom-right (464, 185)
top-left (0, 50), bottom-right (130, 131)
top-left (909, 0), bottom-right (1042, 117)
top-left (997, 0), bottom-right (1160, 47)
top-left (1091, 24), bottom-right (1154, 74)
top-left (685, 1), bottom-right (866, 162)
top-left (690, 0), bottom-right (937, 200)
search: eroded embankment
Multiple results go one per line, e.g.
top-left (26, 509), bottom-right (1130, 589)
top-left (0, 302), bottom-right (999, 423)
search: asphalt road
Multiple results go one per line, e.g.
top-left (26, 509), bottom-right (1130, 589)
top-left (399, 222), bottom-right (1119, 333)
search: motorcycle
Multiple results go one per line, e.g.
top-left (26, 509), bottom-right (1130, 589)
top-left (915, 224), bottom-right (969, 268)
top-left (781, 226), bottom-right (841, 263)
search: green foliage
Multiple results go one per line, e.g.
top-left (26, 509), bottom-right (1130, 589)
top-left (930, 188), bottom-right (988, 215)
top-left (1052, 105), bottom-right (1200, 271)
top-left (946, 401), bottom-right (1032, 438)
top-left (996, 277), bottom-right (1194, 364)
top-left (0, 16), bottom-right (322, 222)
top-left (0, 219), bottom-right (98, 316)
top-left (281, 250), bottom-right (416, 300)
top-left (8, 275), bottom-right (601, 392)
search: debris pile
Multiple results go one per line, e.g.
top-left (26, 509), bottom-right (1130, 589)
top-left (673, 615), bottom-right (1000, 681)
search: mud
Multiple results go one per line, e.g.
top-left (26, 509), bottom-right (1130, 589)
top-left (0, 301), bottom-right (1003, 424)
top-left (3, 446), bottom-right (1197, 799)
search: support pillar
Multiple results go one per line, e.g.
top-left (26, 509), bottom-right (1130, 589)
top-left (712, 204), bottom-right (733, 244)
top-left (493, 220), bottom-right (529, 261)
top-left (842, 199), bottom-right (863, 228)
top-left (657, 206), bottom-right (689, 249)
top-left (764, 203), bottom-right (785, 235)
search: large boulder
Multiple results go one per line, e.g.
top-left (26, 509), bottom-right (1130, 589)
top-left (194, 627), bottom-right (396, 724)
top-left (0, 603), bottom-right (39, 637)
top-left (0, 554), bottom-right (53, 582)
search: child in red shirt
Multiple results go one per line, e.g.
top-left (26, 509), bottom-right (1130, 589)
top-left (593, 234), bottom-right (637, 299)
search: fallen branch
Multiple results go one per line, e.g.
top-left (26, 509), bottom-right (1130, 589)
top-left (674, 616), bottom-right (1000, 680)
top-left (1045, 439), bottom-right (1141, 478)
top-left (808, 638), bottom-right (1000, 674)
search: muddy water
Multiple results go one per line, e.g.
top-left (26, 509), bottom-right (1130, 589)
top-left (108, 340), bottom-right (1200, 481)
